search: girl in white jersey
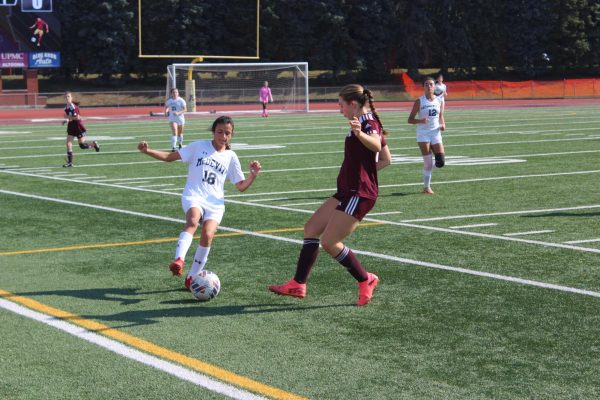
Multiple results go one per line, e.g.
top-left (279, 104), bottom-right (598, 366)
top-left (165, 88), bottom-right (187, 151)
top-left (408, 76), bottom-right (446, 194)
top-left (137, 116), bottom-right (262, 289)
top-left (434, 74), bottom-right (448, 101)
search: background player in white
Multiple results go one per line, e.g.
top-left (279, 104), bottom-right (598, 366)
top-left (165, 88), bottom-right (187, 151)
top-left (408, 76), bottom-right (446, 194)
top-left (137, 116), bottom-right (261, 289)
top-left (434, 74), bottom-right (448, 101)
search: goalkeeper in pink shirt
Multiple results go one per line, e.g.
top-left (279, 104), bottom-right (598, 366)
top-left (259, 81), bottom-right (274, 117)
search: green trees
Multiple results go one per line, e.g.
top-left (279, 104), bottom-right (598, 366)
top-left (53, 0), bottom-right (598, 80)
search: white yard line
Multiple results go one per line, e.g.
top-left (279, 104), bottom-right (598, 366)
top-left (449, 223), bottom-right (498, 229)
top-left (503, 230), bottom-right (556, 237)
top-left (400, 205), bottom-right (600, 223)
top-left (366, 211), bottom-right (404, 216)
top-left (279, 201), bottom-right (325, 207)
top-left (564, 238), bottom-right (600, 244)
top-left (136, 183), bottom-right (176, 188)
top-left (0, 135), bottom-right (599, 161)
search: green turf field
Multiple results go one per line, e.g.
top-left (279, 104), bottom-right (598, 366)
top-left (1, 104), bottom-right (600, 399)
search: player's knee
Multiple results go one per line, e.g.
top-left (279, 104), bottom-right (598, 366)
top-left (320, 238), bottom-right (338, 256)
top-left (434, 153), bottom-right (445, 168)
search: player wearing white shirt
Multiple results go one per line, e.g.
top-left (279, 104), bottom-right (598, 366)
top-left (408, 77), bottom-right (446, 194)
top-left (434, 74), bottom-right (448, 102)
top-left (138, 116), bottom-right (262, 289)
top-left (165, 88), bottom-right (187, 151)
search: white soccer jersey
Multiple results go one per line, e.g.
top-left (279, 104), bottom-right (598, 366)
top-left (416, 95), bottom-right (443, 136)
top-left (178, 140), bottom-right (245, 206)
top-left (166, 97), bottom-right (186, 124)
top-left (434, 82), bottom-right (447, 97)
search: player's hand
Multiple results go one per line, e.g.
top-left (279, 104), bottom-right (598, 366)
top-left (440, 123), bottom-right (446, 131)
top-left (349, 117), bottom-right (362, 137)
top-left (249, 160), bottom-right (261, 176)
top-left (137, 141), bottom-right (149, 153)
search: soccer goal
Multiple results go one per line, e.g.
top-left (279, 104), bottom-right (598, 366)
top-left (166, 62), bottom-right (309, 113)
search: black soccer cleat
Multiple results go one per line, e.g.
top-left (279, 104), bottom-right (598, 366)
top-left (63, 162), bottom-right (73, 168)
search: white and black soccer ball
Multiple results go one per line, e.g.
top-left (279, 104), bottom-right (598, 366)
top-left (30, 37), bottom-right (37, 43)
top-left (190, 270), bottom-right (220, 301)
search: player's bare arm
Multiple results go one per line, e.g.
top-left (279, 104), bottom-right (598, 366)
top-left (377, 144), bottom-right (392, 171)
top-left (235, 160), bottom-right (262, 192)
top-left (138, 141), bottom-right (181, 162)
top-left (408, 99), bottom-right (427, 124)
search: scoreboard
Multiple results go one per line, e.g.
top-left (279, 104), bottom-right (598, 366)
top-left (0, 0), bottom-right (60, 68)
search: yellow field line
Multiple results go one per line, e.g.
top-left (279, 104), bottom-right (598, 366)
top-left (0, 222), bottom-right (384, 256)
top-left (0, 288), bottom-right (308, 400)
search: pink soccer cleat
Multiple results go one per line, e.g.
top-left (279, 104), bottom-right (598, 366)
top-left (268, 279), bottom-right (306, 298)
top-left (357, 273), bottom-right (379, 306)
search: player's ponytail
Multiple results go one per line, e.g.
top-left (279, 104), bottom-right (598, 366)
top-left (363, 88), bottom-right (389, 137)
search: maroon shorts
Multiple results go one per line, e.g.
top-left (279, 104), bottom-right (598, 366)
top-left (333, 193), bottom-right (376, 221)
top-left (67, 120), bottom-right (86, 138)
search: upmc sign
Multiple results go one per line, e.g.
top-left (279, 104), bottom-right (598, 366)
top-left (0, 52), bottom-right (27, 68)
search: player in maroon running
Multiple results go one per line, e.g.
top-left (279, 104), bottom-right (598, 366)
top-left (29, 17), bottom-right (49, 47)
top-left (62, 92), bottom-right (99, 167)
top-left (269, 84), bottom-right (391, 306)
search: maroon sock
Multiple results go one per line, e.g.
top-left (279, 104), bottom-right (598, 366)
top-left (334, 246), bottom-right (368, 282)
top-left (293, 238), bottom-right (320, 284)
top-left (67, 151), bottom-right (73, 163)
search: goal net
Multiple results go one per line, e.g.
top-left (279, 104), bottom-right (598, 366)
top-left (166, 62), bottom-right (309, 113)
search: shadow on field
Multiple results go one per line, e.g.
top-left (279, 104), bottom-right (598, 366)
top-left (83, 302), bottom-right (350, 327)
top-left (14, 287), bottom-right (171, 306)
top-left (13, 287), bottom-right (351, 328)
top-left (386, 192), bottom-right (417, 197)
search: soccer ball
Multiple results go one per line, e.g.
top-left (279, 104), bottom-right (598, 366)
top-left (189, 270), bottom-right (220, 301)
top-left (30, 37), bottom-right (37, 43)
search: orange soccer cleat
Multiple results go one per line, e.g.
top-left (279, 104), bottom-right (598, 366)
top-left (169, 257), bottom-right (184, 276)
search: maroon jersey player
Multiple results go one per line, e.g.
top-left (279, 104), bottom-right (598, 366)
top-left (29, 17), bottom-right (49, 47)
top-left (269, 84), bottom-right (391, 306)
top-left (62, 92), bottom-right (100, 167)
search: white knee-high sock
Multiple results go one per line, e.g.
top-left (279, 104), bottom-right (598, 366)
top-left (423, 154), bottom-right (433, 188)
top-left (177, 135), bottom-right (183, 145)
top-left (171, 135), bottom-right (177, 148)
top-left (188, 246), bottom-right (211, 276)
top-left (174, 231), bottom-right (193, 260)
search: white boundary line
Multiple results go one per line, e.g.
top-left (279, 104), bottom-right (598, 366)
top-left (1, 168), bottom-right (599, 254)
top-left (0, 298), bottom-right (268, 400)
top-left (2, 189), bottom-right (600, 299)
top-left (504, 230), bottom-right (555, 237)
top-left (449, 223), bottom-right (498, 229)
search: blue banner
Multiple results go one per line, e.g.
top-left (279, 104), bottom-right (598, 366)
top-left (28, 51), bottom-right (60, 68)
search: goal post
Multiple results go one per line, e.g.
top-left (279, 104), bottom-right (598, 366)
top-left (166, 62), bottom-right (309, 113)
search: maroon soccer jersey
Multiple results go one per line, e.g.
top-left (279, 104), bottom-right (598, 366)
top-left (65, 103), bottom-right (86, 137)
top-left (336, 113), bottom-right (387, 200)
